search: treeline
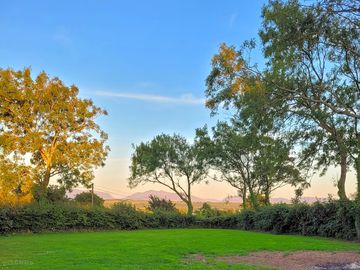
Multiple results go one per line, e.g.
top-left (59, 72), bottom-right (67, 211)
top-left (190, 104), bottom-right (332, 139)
top-left (129, 0), bottom-right (360, 216)
top-left (0, 199), bottom-right (357, 240)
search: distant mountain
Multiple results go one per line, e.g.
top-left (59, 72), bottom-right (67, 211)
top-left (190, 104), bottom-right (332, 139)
top-left (67, 189), bottom-right (117, 200)
top-left (124, 190), bottom-right (220, 202)
top-left (222, 196), bottom-right (325, 204)
top-left (68, 188), bottom-right (327, 204)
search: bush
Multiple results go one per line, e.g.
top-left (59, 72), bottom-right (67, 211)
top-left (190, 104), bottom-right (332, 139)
top-left (1, 199), bottom-right (360, 240)
top-left (147, 195), bottom-right (178, 213)
top-left (195, 203), bottom-right (221, 218)
top-left (32, 185), bottom-right (69, 203)
top-left (253, 204), bottom-right (290, 233)
top-left (74, 192), bottom-right (104, 207)
top-left (110, 202), bottom-right (144, 230)
top-left (146, 211), bottom-right (193, 228)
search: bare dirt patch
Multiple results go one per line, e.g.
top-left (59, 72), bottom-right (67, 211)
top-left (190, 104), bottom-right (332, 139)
top-left (187, 251), bottom-right (360, 270)
top-left (216, 251), bottom-right (360, 270)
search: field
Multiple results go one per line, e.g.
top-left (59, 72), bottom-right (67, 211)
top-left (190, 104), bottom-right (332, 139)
top-left (1, 229), bottom-right (360, 270)
top-left (104, 199), bottom-right (242, 213)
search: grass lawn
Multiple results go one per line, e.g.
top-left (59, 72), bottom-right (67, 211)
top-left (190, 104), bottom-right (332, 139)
top-left (0, 229), bottom-right (359, 270)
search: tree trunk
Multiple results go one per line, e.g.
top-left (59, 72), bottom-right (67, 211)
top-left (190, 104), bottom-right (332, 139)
top-left (242, 186), bottom-right (247, 209)
top-left (248, 187), bottom-right (259, 209)
top-left (356, 156), bottom-right (360, 201)
top-left (264, 178), bottom-right (270, 206)
top-left (38, 165), bottom-right (51, 200)
top-left (264, 191), bottom-right (270, 206)
top-left (354, 155), bottom-right (360, 239)
top-left (186, 200), bottom-right (193, 216)
top-left (337, 151), bottom-right (348, 201)
top-left (43, 165), bottom-right (51, 187)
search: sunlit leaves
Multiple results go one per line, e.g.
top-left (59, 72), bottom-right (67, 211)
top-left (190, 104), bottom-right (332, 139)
top-left (0, 67), bottom-right (110, 195)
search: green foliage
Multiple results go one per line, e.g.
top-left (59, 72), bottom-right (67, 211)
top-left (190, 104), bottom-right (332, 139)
top-left (129, 134), bottom-right (209, 215)
top-left (1, 200), bottom-right (359, 240)
top-left (147, 195), bottom-right (178, 213)
top-left (32, 185), bottom-right (68, 203)
top-left (196, 203), bottom-right (220, 218)
top-left (147, 211), bottom-right (194, 229)
top-left (74, 191), bottom-right (104, 207)
top-left (110, 202), bottom-right (143, 229)
top-left (204, 0), bottom-right (360, 201)
top-left (196, 122), bottom-right (306, 209)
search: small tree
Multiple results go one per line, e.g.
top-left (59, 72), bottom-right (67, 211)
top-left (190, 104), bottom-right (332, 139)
top-left (74, 191), bottom-right (104, 207)
top-left (147, 195), bottom-right (178, 213)
top-left (196, 202), bottom-right (220, 217)
top-left (129, 134), bottom-right (209, 216)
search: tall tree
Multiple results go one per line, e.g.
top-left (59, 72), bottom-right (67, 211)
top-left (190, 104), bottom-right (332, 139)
top-left (205, 0), bottom-right (360, 200)
top-left (196, 122), bottom-right (305, 208)
top-left (259, 0), bottom-right (360, 200)
top-left (0, 68), bottom-right (110, 196)
top-left (129, 134), bottom-right (209, 215)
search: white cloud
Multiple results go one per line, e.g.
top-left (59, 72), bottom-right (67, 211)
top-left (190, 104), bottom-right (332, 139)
top-left (229, 13), bottom-right (238, 28)
top-left (95, 91), bottom-right (205, 105)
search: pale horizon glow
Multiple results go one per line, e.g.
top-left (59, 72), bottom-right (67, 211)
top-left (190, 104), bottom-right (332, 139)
top-left (87, 157), bottom-right (358, 200)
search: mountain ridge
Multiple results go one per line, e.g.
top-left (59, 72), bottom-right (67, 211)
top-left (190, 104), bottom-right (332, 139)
top-left (68, 189), bottom-right (325, 203)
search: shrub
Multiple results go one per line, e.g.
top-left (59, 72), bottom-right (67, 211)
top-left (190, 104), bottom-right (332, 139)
top-left (1, 199), bottom-right (360, 240)
top-left (238, 209), bottom-right (255, 230)
top-left (74, 192), bottom-right (104, 207)
top-left (147, 195), bottom-right (178, 213)
top-left (32, 185), bottom-right (69, 203)
top-left (195, 203), bottom-right (220, 218)
top-left (110, 202), bottom-right (144, 230)
top-left (253, 204), bottom-right (290, 233)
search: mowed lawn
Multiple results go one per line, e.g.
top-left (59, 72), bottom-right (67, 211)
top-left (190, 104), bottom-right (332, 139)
top-left (1, 229), bottom-right (360, 270)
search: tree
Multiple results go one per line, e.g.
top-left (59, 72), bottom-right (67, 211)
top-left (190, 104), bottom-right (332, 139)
top-left (74, 191), bottom-right (104, 207)
top-left (196, 122), bottom-right (305, 208)
top-left (205, 0), bottom-right (359, 199)
top-left (147, 195), bottom-right (178, 213)
top-left (258, 0), bottom-right (360, 200)
top-left (0, 68), bottom-right (110, 197)
top-left (129, 134), bottom-right (209, 216)
top-left (196, 202), bottom-right (220, 217)
top-left (253, 135), bottom-right (307, 205)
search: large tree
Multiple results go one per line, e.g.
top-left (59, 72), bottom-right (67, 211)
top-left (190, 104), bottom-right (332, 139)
top-left (259, 0), bottom-right (360, 200)
top-left (196, 122), bottom-right (305, 208)
top-left (129, 134), bottom-right (209, 215)
top-left (0, 68), bottom-right (110, 196)
top-left (205, 0), bottom-right (360, 200)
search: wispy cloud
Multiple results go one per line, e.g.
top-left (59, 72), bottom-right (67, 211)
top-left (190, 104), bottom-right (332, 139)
top-left (52, 26), bottom-right (71, 45)
top-left (229, 13), bottom-right (238, 28)
top-left (96, 91), bottom-right (205, 105)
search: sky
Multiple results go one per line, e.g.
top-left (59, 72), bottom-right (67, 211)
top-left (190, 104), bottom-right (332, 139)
top-left (0, 0), bottom-right (357, 200)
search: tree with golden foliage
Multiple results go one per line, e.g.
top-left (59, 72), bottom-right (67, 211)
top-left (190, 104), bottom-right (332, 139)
top-left (0, 68), bottom-right (110, 198)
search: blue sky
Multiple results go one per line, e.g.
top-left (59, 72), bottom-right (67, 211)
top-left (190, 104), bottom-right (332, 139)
top-left (1, 0), bottom-right (354, 199)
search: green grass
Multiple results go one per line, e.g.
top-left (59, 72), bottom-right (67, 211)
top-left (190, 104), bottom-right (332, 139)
top-left (0, 229), bottom-right (359, 270)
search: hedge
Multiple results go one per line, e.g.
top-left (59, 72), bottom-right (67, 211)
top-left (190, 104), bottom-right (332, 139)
top-left (0, 200), bottom-right (359, 240)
